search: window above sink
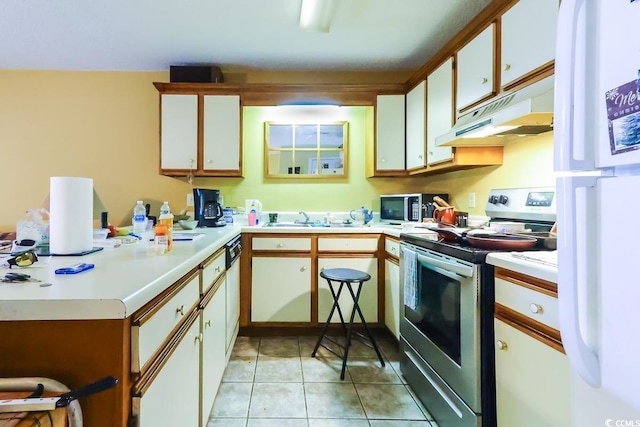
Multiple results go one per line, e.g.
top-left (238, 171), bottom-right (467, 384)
top-left (264, 122), bottom-right (349, 178)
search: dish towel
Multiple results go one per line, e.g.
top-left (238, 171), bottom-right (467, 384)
top-left (403, 247), bottom-right (419, 311)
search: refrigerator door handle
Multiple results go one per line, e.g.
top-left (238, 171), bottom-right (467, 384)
top-left (557, 176), bottom-right (601, 387)
top-left (554, 0), bottom-right (594, 171)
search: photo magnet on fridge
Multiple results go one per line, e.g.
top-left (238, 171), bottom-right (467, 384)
top-left (606, 77), bottom-right (640, 155)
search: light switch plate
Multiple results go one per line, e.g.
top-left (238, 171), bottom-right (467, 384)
top-left (468, 192), bottom-right (476, 208)
top-left (186, 193), bottom-right (194, 207)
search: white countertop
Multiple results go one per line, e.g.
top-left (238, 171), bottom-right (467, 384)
top-left (0, 223), bottom-right (402, 321)
top-left (0, 226), bottom-right (241, 321)
top-left (486, 251), bottom-right (558, 283)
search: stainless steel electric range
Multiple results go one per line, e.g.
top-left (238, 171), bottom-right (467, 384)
top-left (399, 187), bottom-right (557, 427)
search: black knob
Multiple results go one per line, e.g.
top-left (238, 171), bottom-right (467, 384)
top-left (488, 195), bottom-right (499, 204)
top-left (498, 195), bottom-right (509, 204)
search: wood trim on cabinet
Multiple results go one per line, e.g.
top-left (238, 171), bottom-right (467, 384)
top-left (131, 268), bottom-right (200, 326)
top-left (202, 247), bottom-right (225, 269)
top-left (153, 83), bottom-right (407, 106)
top-left (377, 235), bottom-right (385, 325)
top-left (408, 146), bottom-right (503, 176)
top-left (200, 273), bottom-right (226, 309)
top-left (502, 62), bottom-right (555, 93)
top-left (132, 307), bottom-right (199, 397)
top-left (495, 266), bottom-right (557, 297)
top-left (495, 303), bottom-right (564, 353)
top-left (240, 234), bottom-right (252, 327)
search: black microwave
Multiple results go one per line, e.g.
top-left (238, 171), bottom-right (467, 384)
top-left (380, 193), bottom-right (449, 223)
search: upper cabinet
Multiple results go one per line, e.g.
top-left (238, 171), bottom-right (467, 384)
top-left (375, 94), bottom-right (406, 172)
top-left (456, 24), bottom-right (495, 111)
top-left (501, 0), bottom-right (559, 89)
top-left (160, 94), bottom-right (198, 171)
top-left (203, 95), bottom-right (241, 173)
top-left (157, 90), bottom-right (242, 178)
top-left (426, 58), bottom-right (454, 166)
top-left (406, 81), bottom-right (427, 170)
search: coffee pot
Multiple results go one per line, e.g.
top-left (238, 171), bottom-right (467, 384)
top-left (350, 207), bottom-right (374, 225)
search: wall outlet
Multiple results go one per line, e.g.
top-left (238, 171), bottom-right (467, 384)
top-left (186, 193), bottom-right (194, 207)
top-left (468, 192), bottom-right (476, 208)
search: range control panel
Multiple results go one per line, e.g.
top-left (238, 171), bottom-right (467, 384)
top-left (485, 187), bottom-right (556, 222)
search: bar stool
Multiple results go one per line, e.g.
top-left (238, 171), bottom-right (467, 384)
top-left (312, 268), bottom-right (385, 380)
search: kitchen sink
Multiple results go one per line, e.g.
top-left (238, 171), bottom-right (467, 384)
top-left (261, 222), bottom-right (312, 228)
top-left (261, 222), bottom-right (358, 228)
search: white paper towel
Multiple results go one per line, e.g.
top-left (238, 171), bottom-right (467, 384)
top-left (49, 177), bottom-right (93, 254)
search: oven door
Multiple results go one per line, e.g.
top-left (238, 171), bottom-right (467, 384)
top-left (400, 243), bottom-right (482, 412)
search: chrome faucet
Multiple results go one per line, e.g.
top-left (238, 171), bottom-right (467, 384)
top-left (297, 211), bottom-right (310, 224)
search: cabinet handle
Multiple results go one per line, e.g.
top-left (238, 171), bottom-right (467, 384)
top-left (301, 266), bottom-right (307, 272)
top-left (277, 243), bottom-right (284, 248)
top-left (207, 159), bottom-right (213, 164)
top-left (188, 158), bottom-right (194, 164)
top-left (529, 303), bottom-right (544, 314)
top-left (195, 333), bottom-right (203, 344)
top-left (481, 77), bottom-right (488, 84)
top-left (176, 305), bottom-right (184, 316)
top-left (392, 247), bottom-right (397, 253)
top-left (496, 340), bottom-right (508, 351)
top-left (205, 319), bottom-right (212, 328)
top-left (418, 154), bottom-right (423, 159)
top-left (428, 151), bottom-right (434, 156)
top-left (215, 266), bottom-right (221, 273)
top-left (381, 158), bottom-right (386, 163)
top-left (503, 63), bottom-right (511, 71)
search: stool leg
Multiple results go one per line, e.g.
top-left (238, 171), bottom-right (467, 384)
top-left (347, 281), bottom-right (386, 368)
top-left (340, 282), bottom-right (360, 380)
top-left (312, 280), bottom-right (345, 357)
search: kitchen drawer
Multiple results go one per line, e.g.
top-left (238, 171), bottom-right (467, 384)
top-left (318, 237), bottom-right (378, 252)
top-left (131, 269), bottom-right (200, 373)
top-left (252, 237), bottom-right (311, 251)
top-left (202, 248), bottom-right (225, 294)
top-left (385, 238), bottom-right (400, 257)
top-left (495, 277), bottom-right (559, 330)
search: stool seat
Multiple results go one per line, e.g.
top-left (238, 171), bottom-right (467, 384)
top-left (320, 268), bottom-right (371, 282)
top-left (312, 267), bottom-right (385, 380)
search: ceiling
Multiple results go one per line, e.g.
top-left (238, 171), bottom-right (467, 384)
top-left (1, 0), bottom-right (493, 73)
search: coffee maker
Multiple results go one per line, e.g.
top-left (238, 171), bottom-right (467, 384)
top-left (193, 188), bottom-right (226, 227)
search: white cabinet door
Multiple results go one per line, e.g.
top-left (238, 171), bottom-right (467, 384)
top-left (160, 94), bottom-right (198, 170)
top-left (501, 0), bottom-right (558, 87)
top-left (376, 94), bottom-right (405, 171)
top-left (225, 260), bottom-right (240, 353)
top-left (251, 257), bottom-right (311, 322)
top-left (456, 24), bottom-right (495, 110)
top-left (318, 257), bottom-right (378, 323)
top-left (405, 81), bottom-right (426, 170)
top-left (494, 318), bottom-right (571, 427)
top-left (138, 318), bottom-right (200, 427)
top-left (426, 58), bottom-right (454, 165)
top-left (384, 259), bottom-right (400, 339)
top-left (201, 284), bottom-right (226, 427)
top-left (203, 95), bottom-right (241, 172)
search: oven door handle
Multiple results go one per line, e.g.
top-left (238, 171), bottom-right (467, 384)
top-left (416, 252), bottom-right (474, 278)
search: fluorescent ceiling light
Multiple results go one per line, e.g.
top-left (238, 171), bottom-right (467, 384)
top-left (299, 0), bottom-right (336, 32)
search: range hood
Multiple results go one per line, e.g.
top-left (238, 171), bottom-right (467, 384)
top-left (436, 76), bottom-right (554, 147)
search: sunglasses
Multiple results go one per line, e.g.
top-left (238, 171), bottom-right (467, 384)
top-left (6, 250), bottom-right (38, 269)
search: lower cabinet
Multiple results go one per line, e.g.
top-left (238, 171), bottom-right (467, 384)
top-left (384, 258), bottom-right (400, 339)
top-left (225, 259), bottom-right (241, 353)
top-left (133, 310), bottom-right (200, 427)
top-left (251, 256), bottom-right (312, 322)
top-left (494, 318), bottom-right (571, 427)
top-left (493, 266), bottom-right (571, 427)
top-left (201, 277), bottom-right (227, 426)
top-left (317, 257), bottom-right (378, 323)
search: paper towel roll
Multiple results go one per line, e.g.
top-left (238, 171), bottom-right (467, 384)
top-left (49, 177), bottom-right (93, 255)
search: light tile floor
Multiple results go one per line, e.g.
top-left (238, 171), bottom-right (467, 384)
top-left (207, 335), bottom-right (437, 427)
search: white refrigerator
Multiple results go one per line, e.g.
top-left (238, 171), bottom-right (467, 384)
top-left (555, 0), bottom-right (640, 424)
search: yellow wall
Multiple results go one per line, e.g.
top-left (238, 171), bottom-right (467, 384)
top-left (0, 70), bottom-right (553, 230)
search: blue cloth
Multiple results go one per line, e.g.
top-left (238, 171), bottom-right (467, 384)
top-left (403, 247), bottom-right (419, 311)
